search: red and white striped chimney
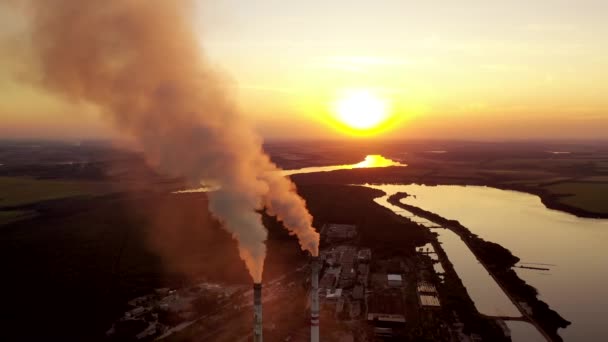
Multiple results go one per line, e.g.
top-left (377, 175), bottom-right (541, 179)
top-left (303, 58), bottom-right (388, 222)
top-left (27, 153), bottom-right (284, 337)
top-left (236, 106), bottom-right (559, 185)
top-left (253, 283), bottom-right (263, 342)
top-left (311, 256), bottom-right (320, 342)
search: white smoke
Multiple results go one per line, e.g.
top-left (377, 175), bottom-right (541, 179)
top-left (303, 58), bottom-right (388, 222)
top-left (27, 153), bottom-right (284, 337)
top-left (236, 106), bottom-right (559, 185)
top-left (11, 0), bottom-right (319, 282)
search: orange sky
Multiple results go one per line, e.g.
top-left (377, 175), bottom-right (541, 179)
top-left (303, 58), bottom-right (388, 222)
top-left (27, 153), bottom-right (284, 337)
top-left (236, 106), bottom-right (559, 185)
top-left (1, 1), bottom-right (607, 141)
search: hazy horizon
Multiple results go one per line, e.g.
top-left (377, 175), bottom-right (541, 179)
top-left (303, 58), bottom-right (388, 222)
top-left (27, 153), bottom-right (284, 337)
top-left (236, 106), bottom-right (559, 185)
top-left (1, 0), bottom-right (607, 141)
top-left (3, 136), bottom-right (608, 147)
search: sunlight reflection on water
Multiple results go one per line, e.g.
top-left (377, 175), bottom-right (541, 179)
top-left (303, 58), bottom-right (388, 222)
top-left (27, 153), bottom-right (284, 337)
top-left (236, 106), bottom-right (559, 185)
top-left (281, 154), bottom-right (406, 176)
top-left (352, 154), bottom-right (404, 168)
top-left (173, 154), bottom-right (405, 193)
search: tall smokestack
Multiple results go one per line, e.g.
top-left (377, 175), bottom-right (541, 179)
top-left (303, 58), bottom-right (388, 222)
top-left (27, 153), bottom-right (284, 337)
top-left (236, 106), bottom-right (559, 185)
top-left (253, 283), bottom-right (263, 342)
top-left (311, 257), bottom-right (320, 342)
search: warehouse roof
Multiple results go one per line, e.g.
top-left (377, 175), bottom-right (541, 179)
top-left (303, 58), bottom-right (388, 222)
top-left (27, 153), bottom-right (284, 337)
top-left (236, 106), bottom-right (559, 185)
top-left (387, 274), bottom-right (402, 281)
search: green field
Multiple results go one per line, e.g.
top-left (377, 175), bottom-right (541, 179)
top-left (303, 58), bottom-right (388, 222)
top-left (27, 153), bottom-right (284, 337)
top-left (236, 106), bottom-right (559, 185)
top-left (0, 176), bottom-right (111, 207)
top-left (545, 182), bottom-right (608, 214)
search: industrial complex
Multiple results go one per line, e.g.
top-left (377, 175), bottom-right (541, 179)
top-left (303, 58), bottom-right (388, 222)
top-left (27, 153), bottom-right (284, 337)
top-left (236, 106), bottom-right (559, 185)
top-left (106, 221), bottom-right (509, 341)
top-left (308, 223), bottom-right (450, 340)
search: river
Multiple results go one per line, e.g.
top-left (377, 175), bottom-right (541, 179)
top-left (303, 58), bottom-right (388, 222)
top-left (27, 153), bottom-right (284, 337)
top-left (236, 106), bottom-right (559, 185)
top-left (282, 154), bottom-right (406, 176)
top-left (174, 155), bottom-right (405, 193)
top-left (368, 183), bottom-right (608, 342)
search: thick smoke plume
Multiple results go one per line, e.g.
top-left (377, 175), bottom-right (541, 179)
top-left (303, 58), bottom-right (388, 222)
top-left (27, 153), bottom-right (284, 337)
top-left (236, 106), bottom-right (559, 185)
top-left (14, 0), bottom-right (319, 282)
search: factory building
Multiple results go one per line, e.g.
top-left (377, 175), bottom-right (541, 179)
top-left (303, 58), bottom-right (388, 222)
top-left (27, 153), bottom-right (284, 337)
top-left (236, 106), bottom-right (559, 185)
top-left (352, 285), bottom-right (364, 300)
top-left (417, 281), bottom-right (441, 308)
top-left (319, 273), bottom-right (338, 290)
top-left (325, 288), bottom-right (343, 300)
top-left (387, 274), bottom-right (403, 287)
top-left (367, 289), bottom-right (407, 338)
top-left (417, 281), bottom-right (437, 294)
top-left (357, 264), bottom-right (370, 286)
top-left (419, 295), bottom-right (441, 307)
top-left (357, 248), bottom-right (371, 262)
top-left (322, 223), bottom-right (357, 242)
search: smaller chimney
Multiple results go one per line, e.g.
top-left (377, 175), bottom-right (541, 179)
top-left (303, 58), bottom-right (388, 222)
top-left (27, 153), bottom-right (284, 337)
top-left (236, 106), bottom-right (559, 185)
top-left (254, 283), bottom-right (263, 342)
top-left (311, 256), bottom-right (320, 342)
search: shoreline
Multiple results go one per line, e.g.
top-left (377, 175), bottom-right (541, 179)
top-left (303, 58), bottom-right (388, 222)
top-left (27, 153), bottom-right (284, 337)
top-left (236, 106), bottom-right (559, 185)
top-left (387, 192), bottom-right (570, 342)
top-left (490, 183), bottom-right (608, 220)
top-left (380, 177), bottom-right (608, 220)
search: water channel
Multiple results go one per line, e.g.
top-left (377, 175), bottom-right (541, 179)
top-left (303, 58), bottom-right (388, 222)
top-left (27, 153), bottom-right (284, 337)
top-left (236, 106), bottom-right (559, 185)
top-left (367, 183), bottom-right (608, 342)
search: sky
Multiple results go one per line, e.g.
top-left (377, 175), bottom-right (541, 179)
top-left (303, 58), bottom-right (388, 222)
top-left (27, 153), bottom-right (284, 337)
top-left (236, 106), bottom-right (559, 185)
top-left (1, 0), bottom-right (607, 141)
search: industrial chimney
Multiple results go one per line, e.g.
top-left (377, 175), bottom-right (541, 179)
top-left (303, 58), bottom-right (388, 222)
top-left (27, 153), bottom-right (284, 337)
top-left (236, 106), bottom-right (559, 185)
top-left (253, 283), bottom-right (263, 342)
top-left (311, 257), bottom-right (320, 342)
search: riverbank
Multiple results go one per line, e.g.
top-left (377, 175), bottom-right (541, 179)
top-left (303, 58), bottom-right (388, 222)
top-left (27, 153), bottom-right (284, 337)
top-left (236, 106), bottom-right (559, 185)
top-left (387, 192), bottom-right (571, 342)
top-left (412, 178), bottom-right (608, 220)
top-left (492, 183), bottom-right (608, 219)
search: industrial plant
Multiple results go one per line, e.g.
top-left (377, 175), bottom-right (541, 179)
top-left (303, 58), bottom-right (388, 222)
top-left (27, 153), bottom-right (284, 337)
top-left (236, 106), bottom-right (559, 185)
top-left (105, 221), bottom-right (496, 341)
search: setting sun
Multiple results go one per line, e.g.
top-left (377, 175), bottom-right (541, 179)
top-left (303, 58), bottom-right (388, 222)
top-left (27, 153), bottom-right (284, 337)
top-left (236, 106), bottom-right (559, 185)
top-left (334, 90), bottom-right (390, 132)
